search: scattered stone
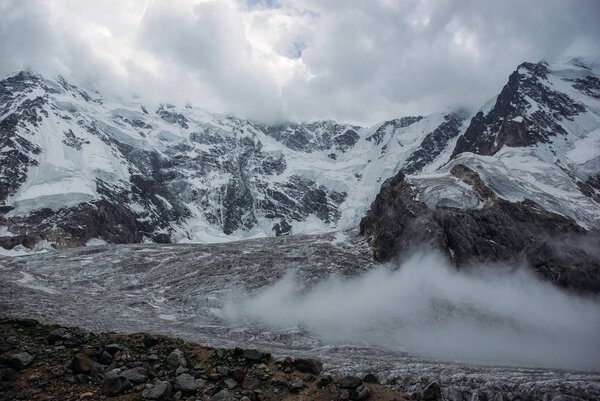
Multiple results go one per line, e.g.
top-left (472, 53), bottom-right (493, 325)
top-left (104, 343), bottom-right (122, 354)
top-left (293, 358), bottom-right (323, 375)
top-left (224, 378), bottom-right (238, 390)
top-left (290, 379), bottom-right (306, 393)
top-left (80, 391), bottom-right (94, 399)
top-left (2, 352), bottom-right (34, 370)
top-left (232, 368), bottom-right (246, 382)
top-left (303, 373), bottom-right (315, 382)
top-left (195, 378), bottom-right (207, 390)
top-left (317, 374), bottom-right (333, 388)
top-left (363, 373), bottom-right (379, 384)
top-left (48, 328), bottom-right (69, 344)
top-left (339, 376), bottom-right (363, 390)
top-left (355, 384), bottom-right (372, 400)
top-left (243, 349), bottom-right (268, 362)
top-left (143, 335), bottom-right (159, 348)
top-left (122, 366), bottom-right (148, 383)
top-left (103, 369), bottom-right (132, 396)
top-left (142, 380), bottom-right (173, 400)
top-left (280, 356), bottom-right (293, 369)
top-left (71, 353), bottom-right (95, 374)
top-left (175, 365), bottom-right (189, 375)
top-left (211, 389), bottom-right (236, 401)
top-left (99, 350), bottom-right (113, 364)
top-left (175, 373), bottom-right (197, 393)
top-left (217, 366), bottom-right (230, 376)
top-left (90, 362), bottom-right (105, 378)
top-left (166, 349), bottom-right (187, 368)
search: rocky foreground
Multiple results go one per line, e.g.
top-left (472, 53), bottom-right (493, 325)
top-left (0, 318), bottom-right (417, 401)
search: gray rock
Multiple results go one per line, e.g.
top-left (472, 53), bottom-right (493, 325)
top-left (293, 358), bottom-right (323, 375)
top-left (223, 378), bottom-right (238, 390)
top-left (194, 378), bottom-right (207, 390)
top-left (339, 375), bottom-right (363, 389)
top-left (48, 328), bottom-right (69, 344)
top-left (142, 380), bottom-right (173, 400)
top-left (317, 374), bottom-right (333, 388)
top-left (211, 389), bottom-right (236, 401)
top-left (166, 349), bottom-right (187, 368)
top-left (175, 365), bottom-right (188, 375)
top-left (290, 379), bottom-right (306, 393)
top-left (104, 343), bottom-right (122, 354)
top-left (355, 384), bottom-right (371, 400)
top-left (174, 373), bottom-right (196, 393)
top-left (243, 349), bottom-right (268, 362)
top-left (90, 362), bottom-right (106, 378)
top-left (122, 366), bottom-right (148, 383)
top-left (103, 369), bottom-right (132, 396)
top-left (3, 352), bottom-right (34, 370)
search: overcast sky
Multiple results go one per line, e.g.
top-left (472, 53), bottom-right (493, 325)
top-left (1, 0), bottom-right (599, 125)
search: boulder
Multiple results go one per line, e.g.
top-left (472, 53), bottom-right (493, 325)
top-left (103, 369), bottom-right (132, 396)
top-left (166, 349), bottom-right (187, 368)
top-left (339, 376), bottom-right (363, 389)
top-left (2, 352), bottom-right (34, 370)
top-left (142, 380), bottom-right (173, 400)
top-left (293, 358), bottom-right (323, 375)
top-left (122, 366), bottom-right (148, 383)
top-left (71, 353), bottom-right (95, 374)
top-left (174, 373), bottom-right (197, 393)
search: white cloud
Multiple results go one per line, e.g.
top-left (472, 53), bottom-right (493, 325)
top-left (1, 0), bottom-right (598, 125)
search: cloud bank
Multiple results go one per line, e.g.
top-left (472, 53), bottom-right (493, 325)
top-left (221, 251), bottom-right (600, 371)
top-left (1, 0), bottom-right (599, 124)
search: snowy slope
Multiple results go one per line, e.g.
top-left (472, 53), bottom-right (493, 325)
top-left (0, 72), bottom-right (467, 247)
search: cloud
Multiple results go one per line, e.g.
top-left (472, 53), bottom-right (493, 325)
top-left (221, 250), bottom-right (600, 371)
top-left (0, 0), bottom-right (599, 125)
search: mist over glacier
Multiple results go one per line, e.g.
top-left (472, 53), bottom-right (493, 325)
top-left (221, 251), bottom-right (600, 371)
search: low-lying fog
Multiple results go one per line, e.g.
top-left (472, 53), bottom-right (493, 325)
top-left (222, 251), bottom-right (600, 371)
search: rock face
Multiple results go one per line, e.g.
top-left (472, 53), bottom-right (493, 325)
top-left (360, 169), bottom-right (600, 292)
top-left (452, 62), bottom-right (585, 158)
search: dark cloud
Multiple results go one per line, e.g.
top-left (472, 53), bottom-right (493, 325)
top-left (1, 0), bottom-right (598, 125)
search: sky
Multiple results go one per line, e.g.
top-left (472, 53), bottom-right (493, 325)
top-left (1, 0), bottom-right (599, 126)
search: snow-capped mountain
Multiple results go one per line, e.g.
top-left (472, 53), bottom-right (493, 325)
top-left (1, 57), bottom-right (599, 250)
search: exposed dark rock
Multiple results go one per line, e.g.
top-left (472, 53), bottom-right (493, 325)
top-left (366, 117), bottom-right (423, 145)
top-left (452, 62), bottom-right (585, 158)
top-left (360, 170), bottom-right (600, 292)
top-left (404, 112), bottom-right (467, 174)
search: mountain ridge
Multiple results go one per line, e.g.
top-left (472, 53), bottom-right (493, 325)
top-left (1, 57), bottom-right (599, 252)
